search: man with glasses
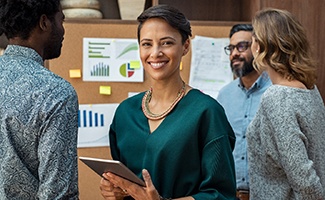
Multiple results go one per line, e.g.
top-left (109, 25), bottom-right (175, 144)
top-left (217, 24), bottom-right (271, 200)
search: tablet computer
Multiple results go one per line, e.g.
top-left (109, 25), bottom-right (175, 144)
top-left (79, 156), bottom-right (145, 187)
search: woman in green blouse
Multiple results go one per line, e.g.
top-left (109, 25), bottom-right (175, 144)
top-left (100, 5), bottom-right (236, 200)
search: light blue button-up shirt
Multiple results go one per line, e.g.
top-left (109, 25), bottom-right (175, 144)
top-left (217, 72), bottom-right (271, 190)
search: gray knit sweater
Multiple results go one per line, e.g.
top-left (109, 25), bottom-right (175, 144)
top-left (247, 85), bottom-right (325, 200)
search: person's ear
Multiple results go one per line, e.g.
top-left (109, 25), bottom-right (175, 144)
top-left (39, 14), bottom-right (51, 31)
top-left (256, 44), bottom-right (260, 53)
top-left (182, 38), bottom-right (190, 56)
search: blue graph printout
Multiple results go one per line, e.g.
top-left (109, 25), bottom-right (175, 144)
top-left (78, 103), bottom-right (119, 148)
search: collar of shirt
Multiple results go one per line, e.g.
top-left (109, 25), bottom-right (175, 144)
top-left (4, 45), bottom-right (43, 66)
top-left (238, 71), bottom-right (270, 94)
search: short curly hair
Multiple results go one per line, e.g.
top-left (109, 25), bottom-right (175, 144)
top-left (0, 0), bottom-right (60, 40)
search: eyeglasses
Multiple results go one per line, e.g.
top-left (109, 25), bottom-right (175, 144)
top-left (224, 41), bottom-right (252, 55)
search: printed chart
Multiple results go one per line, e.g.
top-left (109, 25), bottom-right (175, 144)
top-left (83, 38), bottom-right (143, 82)
top-left (189, 36), bottom-right (233, 99)
top-left (78, 104), bottom-right (119, 148)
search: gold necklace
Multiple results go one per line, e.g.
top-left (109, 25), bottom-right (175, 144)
top-left (142, 81), bottom-right (186, 120)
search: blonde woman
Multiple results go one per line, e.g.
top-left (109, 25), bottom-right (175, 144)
top-left (247, 8), bottom-right (325, 199)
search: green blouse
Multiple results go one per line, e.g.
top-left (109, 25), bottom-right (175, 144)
top-left (109, 89), bottom-right (236, 200)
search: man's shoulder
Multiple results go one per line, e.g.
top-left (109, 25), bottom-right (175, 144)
top-left (218, 78), bottom-right (240, 96)
top-left (32, 70), bottom-right (77, 102)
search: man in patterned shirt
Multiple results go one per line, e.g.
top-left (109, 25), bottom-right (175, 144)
top-left (0, 0), bottom-right (79, 199)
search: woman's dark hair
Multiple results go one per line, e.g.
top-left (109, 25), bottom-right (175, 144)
top-left (0, 0), bottom-right (60, 40)
top-left (137, 4), bottom-right (192, 44)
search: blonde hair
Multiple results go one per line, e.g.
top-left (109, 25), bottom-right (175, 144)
top-left (252, 8), bottom-right (317, 89)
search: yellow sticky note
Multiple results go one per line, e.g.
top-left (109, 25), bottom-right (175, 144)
top-left (179, 62), bottom-right (183, 71)
top-left (69, 69), bottom-right (81, 78)
top-left (130, 60), bottom-right (141, 69)
top-left (99, 86), bottom-right (111, 95)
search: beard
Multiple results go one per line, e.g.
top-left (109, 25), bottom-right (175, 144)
top-left (43, 22), bottom-right (64, 60)
top-left (231, 57), bottom-right (255, 77)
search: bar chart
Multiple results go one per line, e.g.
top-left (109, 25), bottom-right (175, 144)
top-left (77, 104), bottom-right (119, 148)
top-left (78, 110), bottom-right (105, 128)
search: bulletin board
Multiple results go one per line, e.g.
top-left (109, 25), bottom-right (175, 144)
top-left (48, 19), bottom-right (237, 200)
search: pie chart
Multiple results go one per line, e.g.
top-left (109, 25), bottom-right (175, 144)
top-left (119, 62), bottom-right (134, 77)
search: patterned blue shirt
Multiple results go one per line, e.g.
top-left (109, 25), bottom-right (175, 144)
top-left (0, 45), bottom-right (79, 199)
top-left (217, 72), bottom-right (271, 190)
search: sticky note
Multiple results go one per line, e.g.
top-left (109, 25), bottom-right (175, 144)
top-left (179, 62), bottom-right (183, 71)
top-left (69, 69), bottom-right (81, 78)
top-left (99, 86), bottom-right (111, 95)
top-left (130, 60), bottom-right (141, 69)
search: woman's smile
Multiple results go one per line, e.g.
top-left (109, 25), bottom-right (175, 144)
top-left (148, 61), bottom-right (168, 69)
